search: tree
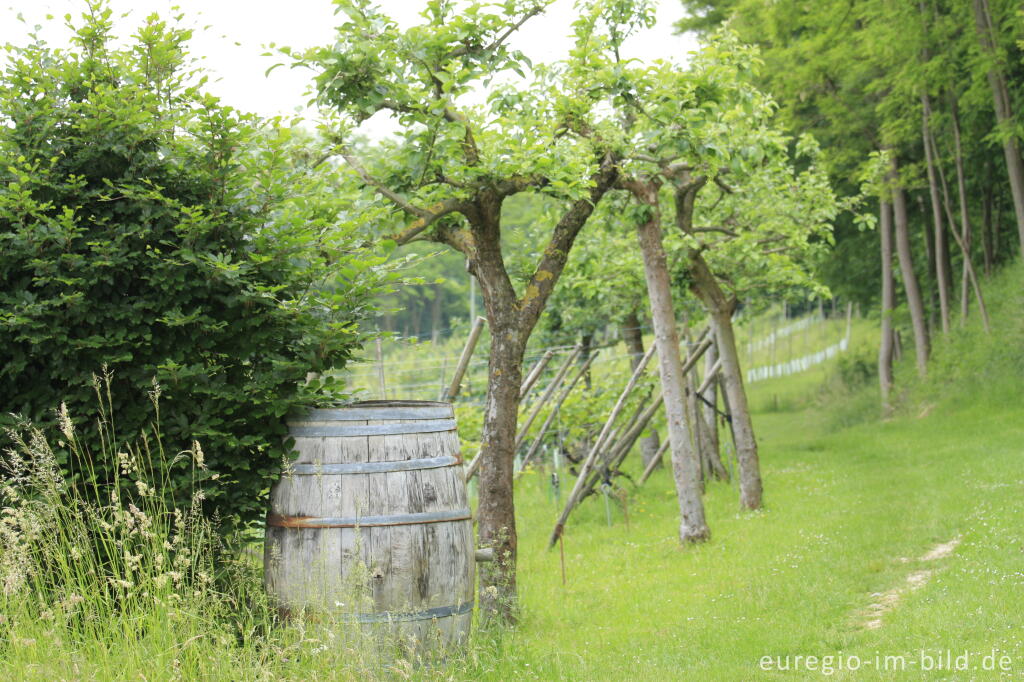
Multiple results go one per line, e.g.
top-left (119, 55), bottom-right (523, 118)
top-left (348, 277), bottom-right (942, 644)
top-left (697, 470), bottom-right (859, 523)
top-left (615, 35), bottom-right (854, 509)
top-left (0, 4), bottom-right (390, 527)
top-left (299, 0), bottom-right (646, 620)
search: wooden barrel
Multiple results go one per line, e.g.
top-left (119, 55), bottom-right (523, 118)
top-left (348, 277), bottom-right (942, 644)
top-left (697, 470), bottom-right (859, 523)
top-left (264, 400), bottom-right (473, 648)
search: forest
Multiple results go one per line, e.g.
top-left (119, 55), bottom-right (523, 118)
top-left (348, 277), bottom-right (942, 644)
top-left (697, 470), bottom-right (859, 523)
top-left (1, 0), bottom-right (1022, 679)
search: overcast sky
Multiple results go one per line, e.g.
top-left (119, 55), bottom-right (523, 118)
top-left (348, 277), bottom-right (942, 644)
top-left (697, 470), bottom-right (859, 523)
top-left (0, 0), bottom-right (697, 135)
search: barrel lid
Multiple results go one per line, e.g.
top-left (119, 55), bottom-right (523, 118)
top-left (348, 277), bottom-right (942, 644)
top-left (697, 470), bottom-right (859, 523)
top-left (347, 400), bottom-right (451, 408)
top-left (292, 400), bottom-right (455, 423)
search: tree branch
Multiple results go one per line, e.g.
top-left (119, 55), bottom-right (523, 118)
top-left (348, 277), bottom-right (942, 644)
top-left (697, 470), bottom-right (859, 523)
top-left (339, 148), bottom-right (466, 245)
top-left (518, 154), bottom-right (619, 330)
top-left (444, 4), bottom-right (547, 60)
top-left (692, 226), bottom-right (738, 237)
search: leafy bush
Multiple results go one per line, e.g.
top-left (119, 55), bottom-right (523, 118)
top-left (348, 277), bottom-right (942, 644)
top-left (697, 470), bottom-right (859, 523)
top-left (0, 6), bottom-right (392, 526)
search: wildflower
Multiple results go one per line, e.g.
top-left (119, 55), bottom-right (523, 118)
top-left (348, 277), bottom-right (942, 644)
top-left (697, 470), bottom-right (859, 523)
top-left (118, 451), bottom-right (135, 475)
top-left (192, 441), bottom-right (206, 469)
top-left (135, 481), bottom-right (151, 497)
top-left (57, 402), bottom-right (74, 440)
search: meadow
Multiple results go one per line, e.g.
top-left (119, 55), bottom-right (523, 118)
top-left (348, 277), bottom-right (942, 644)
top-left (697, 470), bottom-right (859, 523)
top-left (1, 265), bottom-right (1021, 681)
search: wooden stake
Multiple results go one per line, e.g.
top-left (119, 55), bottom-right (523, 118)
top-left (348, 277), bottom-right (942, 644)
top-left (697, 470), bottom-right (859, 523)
top-left (375, 338), bottom-right (386, 399)
top-left (547, 342), bottom-right (657, 549)
top-left (517, 353), bottom-right (598, 477)
top-left (514, 345), bottom-right (581, 449)
top-left (465, 345), bottom-right (581, 483)
top-left (519, 349), bottom-right (555, 400)
top-left (437, 356), bottom-right (448, 401)
top-left (638, 437), bottom-right (671, 486)
top-left (441, 316), bottom-right (486, 402)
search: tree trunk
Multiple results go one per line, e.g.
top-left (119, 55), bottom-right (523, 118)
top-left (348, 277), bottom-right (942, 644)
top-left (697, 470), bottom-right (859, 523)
top-left (927, 121), bottom-right (992, 333)
top-left (890, 156), bottom-right (930, 377)
top-left (632, 186), bottom-right (709, 543)
top-left (430, 282), bottom-right (443, 344)
top-left (972, 0), bottom-right (1024, 256)
top-left (621, 310), bottom-right (662, 469)
top-left (473, 309), bottom-right (526, 622)
top-left (673, 177), bottom-right (762, 509)
top-left (700, 336), bottom-right (724, 480)
top-left (579, 332), bottom-right (594, 390)
top-left (982, 173), bottom-right (995, 276)
top-left (922, 94), bottom-right (952, 334)
top-left (948, 96), bottom-right (993, 332)
top-left (681, 323), bottom-right (708, 490)
top-left (683, 253), bottom-right (760, 508)
top-left (878, 199), bottom-right (895, 415)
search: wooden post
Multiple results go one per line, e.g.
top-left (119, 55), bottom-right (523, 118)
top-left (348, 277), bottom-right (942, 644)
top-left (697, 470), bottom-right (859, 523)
top-left (519, 349), bottom-right (555, 401)
top-left (441, 316), bottom-right (485, 402)
top-left (375, 338), bottom-right (386, 399)
top-left (517, 353), bottom-right (598, 476)
top-left (437, 356), bottom-right (448, 401)
top-left (547, 342), bottom-right (657, 549)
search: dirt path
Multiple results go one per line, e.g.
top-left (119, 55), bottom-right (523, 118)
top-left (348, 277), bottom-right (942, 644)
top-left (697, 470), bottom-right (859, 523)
top-left (860, 536), bottom-right (962, 630)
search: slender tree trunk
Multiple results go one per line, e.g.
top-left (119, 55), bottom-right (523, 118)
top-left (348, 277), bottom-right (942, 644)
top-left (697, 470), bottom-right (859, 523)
top-left (928, 125), bottom-right (993, 334)
top-left (916, 195), bottom-right (937, 336)
top-left (890, 155), bottom-right (930, 377)
top-left (681, 323), bottom-right (709, 489)
top-left (972, 0), bottom-right (1024, 256)
top-left (579, 332), bottom-right (594, 390)
top-left (430, 282), bottom-right (443, 344)
top-left (982, 174), bottom-right (995, 276)
top-left (621, 310), bottom-right (661, 469)
top-left (879, 199), bottom-right (895, 415)
top-left (631, 183), bottom-right (709, 543)
top-left (950, 97), bottom-right (975, 322)
top-left (673, 177), bottom-right (762, 509)
top-left (922, 93), bottom-right (952, 334)
top-left (689, 258), bottom-right (762, 509)
top-left (700, 336), bottom-right (725, 481)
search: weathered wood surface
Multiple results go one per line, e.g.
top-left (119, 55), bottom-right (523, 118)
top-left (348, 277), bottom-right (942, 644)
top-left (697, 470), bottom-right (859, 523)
top-left (265, 400), bottom-right (473, 650)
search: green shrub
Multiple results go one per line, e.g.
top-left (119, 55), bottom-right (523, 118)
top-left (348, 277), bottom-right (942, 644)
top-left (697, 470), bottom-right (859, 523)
top-left (0, 5), bottom-right (393, 527)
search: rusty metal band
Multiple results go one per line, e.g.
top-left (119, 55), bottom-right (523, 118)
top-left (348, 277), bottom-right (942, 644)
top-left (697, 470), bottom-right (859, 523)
top-left (267, 508), bottom-right (471, 529)
top-left (341, 601), bottom-right (473, 624)
top-left (288, 419), bottom-right (456, 438)
top-left (285, 455), bottom-right (459, 475)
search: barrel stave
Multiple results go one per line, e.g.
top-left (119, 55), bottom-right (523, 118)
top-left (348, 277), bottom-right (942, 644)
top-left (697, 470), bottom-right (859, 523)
top-left (265, 402), bottom-right (473, 649)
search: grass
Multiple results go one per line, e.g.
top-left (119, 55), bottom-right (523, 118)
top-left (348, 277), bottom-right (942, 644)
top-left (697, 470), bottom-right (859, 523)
top-left (2, 265), bottom-right (1022, 680)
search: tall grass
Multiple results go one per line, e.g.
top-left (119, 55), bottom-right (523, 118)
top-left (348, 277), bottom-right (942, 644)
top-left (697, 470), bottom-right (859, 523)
top-left (0, 371), bottom-right (467, 680)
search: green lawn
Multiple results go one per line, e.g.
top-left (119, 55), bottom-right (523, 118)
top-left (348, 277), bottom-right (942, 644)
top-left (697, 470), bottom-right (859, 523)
top-left (4, 267), bottom-right (1022, 681)
top-left (453, 383), bottom-right (1022, 680)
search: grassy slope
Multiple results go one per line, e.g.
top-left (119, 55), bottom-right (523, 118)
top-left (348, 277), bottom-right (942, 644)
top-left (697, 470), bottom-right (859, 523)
top-left (3, 266), bottom-right (1020, 681)
top-left (453, 264), bottom-right (1024, 680)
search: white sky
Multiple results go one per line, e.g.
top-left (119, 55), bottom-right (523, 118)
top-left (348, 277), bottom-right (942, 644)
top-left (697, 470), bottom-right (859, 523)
top-left (0, 0), bottom-right (696, 135)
